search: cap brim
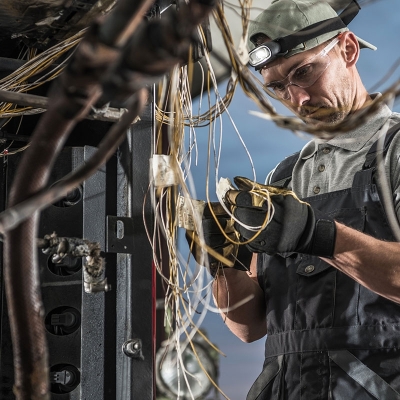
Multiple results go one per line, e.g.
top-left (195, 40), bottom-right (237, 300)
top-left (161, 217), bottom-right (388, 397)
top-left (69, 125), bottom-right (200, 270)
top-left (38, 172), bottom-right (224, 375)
top-left (356, 35), bottom-right (377, 51)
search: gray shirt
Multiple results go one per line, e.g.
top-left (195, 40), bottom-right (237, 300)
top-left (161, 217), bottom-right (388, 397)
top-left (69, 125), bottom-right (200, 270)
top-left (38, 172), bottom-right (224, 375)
top-left (267, 98), bottom-right (400, 220)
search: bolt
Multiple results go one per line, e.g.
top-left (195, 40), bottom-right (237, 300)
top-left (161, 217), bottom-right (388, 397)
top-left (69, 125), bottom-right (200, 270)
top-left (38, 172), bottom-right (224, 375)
top-left (123, 339), bottom-right (143, 359)
top-left (127, 341), bottom-right (139, 353)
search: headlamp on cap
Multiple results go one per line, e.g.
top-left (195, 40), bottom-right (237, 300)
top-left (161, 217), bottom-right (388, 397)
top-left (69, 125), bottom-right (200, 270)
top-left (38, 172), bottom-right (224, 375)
top-left (248, 41), bottom-right (285, 70)
top-left (248, 0), bottom-right (366, 71)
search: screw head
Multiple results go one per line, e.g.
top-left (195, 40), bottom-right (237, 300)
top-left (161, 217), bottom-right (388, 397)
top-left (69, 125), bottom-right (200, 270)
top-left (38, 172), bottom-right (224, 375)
top-left (123, 339), bottom-right (143, 358)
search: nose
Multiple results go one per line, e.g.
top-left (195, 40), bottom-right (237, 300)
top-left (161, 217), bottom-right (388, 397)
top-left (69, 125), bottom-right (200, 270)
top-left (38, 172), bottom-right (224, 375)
top-left (284, 83), bottom-right (310, 105)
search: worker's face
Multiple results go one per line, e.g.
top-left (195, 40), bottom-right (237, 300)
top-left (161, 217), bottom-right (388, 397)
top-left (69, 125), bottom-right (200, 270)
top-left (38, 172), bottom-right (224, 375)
top-left (260, 36), bottom-right (354, 125)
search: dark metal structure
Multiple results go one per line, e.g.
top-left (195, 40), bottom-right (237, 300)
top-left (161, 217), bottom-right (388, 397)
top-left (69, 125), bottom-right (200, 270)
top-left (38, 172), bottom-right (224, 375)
top-left (0, 102), bottom-right (155, 399)
top-left (0, 1), bottom-right (156, 398)
top-left (0, 0), bottom-right (216, 398)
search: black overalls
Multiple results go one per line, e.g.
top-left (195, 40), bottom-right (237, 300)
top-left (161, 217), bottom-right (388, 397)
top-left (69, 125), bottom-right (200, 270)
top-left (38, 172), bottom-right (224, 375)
top-left (247, 125), bottom-right (400, 400)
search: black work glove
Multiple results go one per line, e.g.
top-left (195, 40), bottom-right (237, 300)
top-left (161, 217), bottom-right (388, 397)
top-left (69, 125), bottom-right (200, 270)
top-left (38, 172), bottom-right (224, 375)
top-left (227, 177), bottom-right (336, 257)
top-left (186, 202), bottom-right (252, 277)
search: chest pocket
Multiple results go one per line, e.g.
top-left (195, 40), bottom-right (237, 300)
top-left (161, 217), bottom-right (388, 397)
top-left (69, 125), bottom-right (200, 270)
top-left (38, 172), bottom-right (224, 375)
top-left (294, 206), bottom-right (366, 330)
top-left (294, 255), bottom-right (336, 330)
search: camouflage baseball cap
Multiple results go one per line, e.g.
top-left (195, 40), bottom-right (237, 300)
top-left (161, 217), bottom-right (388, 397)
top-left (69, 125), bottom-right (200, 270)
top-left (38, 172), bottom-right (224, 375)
top-left (248, 0), bottom-right (376, 57)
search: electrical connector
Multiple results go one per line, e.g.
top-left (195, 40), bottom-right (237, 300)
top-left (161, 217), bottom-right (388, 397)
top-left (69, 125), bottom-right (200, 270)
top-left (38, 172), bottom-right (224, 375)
top-left (50, 370), bottom-right (73, 386)
top-left (50, 312), bottom-right (76, 328)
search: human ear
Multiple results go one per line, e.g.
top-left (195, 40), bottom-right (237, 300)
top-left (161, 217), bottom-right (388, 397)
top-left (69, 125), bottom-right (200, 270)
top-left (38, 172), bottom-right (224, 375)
top-left (339, 31), bottom-right (360, 66)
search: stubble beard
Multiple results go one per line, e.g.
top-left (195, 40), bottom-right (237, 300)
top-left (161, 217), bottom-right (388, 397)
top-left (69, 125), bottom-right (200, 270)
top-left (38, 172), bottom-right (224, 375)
top-left (299, 104), bottom-right (348, 125)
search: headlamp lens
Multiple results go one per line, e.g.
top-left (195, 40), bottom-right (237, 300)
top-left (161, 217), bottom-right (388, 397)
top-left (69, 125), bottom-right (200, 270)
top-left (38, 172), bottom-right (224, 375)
top-left (248, 46), bottom-right (272, 67)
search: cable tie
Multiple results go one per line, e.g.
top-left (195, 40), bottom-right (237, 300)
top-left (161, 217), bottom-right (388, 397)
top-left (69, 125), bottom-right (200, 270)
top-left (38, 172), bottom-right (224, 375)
top-left (177, 195), bottom-right (205, 231)
top-left (151, 154), bottom-right (179, 188)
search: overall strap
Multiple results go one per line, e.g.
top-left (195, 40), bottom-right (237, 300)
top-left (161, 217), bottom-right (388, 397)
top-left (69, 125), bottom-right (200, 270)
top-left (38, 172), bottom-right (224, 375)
top-left (363, 121), bottom-right (400, 169)
top-left (269, 151), bottom-right (300, 186)
top-left (350, 120), bottom-right (400, 241)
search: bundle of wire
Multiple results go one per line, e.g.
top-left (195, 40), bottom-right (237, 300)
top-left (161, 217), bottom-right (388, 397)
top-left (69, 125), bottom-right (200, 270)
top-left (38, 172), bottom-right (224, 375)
top-left (0, 30), bottom-right (85, 158)
top-left (1, 0), bottom-right (399, 398)
top-left (147, 1), bottom-right (400, 399)
top-left (0, 30), bottom-right (85, 118)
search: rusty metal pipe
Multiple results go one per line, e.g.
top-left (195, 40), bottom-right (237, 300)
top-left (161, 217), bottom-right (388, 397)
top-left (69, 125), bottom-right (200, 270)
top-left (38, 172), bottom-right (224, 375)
top-left (98, 0), bottom-right (155, 47)
top-left (0, 89), bottom-right (129, 122)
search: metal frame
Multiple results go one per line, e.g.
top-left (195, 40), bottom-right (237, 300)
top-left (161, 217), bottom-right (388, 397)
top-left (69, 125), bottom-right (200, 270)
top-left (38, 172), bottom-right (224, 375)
top-left (0, 92), bottom-right (155, 399)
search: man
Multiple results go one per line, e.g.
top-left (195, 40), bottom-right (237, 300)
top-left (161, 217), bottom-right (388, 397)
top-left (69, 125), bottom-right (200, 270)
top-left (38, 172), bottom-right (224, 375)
top-left (187, 0), bottom-right (400, 399)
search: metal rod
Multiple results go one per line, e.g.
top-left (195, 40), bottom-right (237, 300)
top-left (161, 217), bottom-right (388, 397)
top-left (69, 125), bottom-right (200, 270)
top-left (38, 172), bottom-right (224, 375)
top-left (0, 130), bottom-right (30, 142)
top-left (0, 89), bottom-right (127, 122)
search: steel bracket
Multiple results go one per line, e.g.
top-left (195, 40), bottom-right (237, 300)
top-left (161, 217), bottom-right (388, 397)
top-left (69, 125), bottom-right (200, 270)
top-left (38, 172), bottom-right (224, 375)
top-left (106, 216), bottom-right (134, 254)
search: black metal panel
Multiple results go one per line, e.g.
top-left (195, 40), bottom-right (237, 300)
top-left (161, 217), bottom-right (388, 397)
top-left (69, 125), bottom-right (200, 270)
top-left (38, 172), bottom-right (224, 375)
top-left (115, 95), bottom-right (155, 400)
top-left (104, 152), bottom-right (118, 399)
top-left (106, 216), bottom-right (135, 254)
top-left (39, 148), bottom-right (84, 400)
top-left (0, 156), bottom-right (13, 399)
top-left (0, 97), bottom-right (155, 399)
top-left (81, 146), bottom-right (107, 400)
top-left (81, 94), bottom-right (155, 399)
top-left (0, 147), bottom-right (85, 400)
top-left (128, 96), bottom-right (155, 400)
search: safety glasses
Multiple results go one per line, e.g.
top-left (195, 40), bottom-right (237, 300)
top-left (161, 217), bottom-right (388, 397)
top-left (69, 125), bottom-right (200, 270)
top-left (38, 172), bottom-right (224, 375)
top-left (263, 36), bottom-right (340, 100)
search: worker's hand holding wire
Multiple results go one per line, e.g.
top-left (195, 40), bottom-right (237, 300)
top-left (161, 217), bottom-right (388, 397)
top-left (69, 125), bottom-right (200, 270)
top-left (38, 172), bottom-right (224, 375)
top-left (186, 202), bottom-right (252, 277)
top-left (227, 177), bottom-right (337, 257)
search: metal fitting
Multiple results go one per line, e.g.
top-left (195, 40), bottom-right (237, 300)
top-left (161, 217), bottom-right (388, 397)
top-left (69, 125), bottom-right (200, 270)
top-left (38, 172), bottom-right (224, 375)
top-left (123, 339), bottom-right (144, 359)
top-left (84, 278), bottom-right (111, 293)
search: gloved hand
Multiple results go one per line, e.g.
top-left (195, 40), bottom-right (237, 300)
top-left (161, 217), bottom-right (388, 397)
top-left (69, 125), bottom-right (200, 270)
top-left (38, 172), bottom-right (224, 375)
top-left (226, 177), bottom-right (336, 257)
top-left (185, 201), bottom-right (252, 277)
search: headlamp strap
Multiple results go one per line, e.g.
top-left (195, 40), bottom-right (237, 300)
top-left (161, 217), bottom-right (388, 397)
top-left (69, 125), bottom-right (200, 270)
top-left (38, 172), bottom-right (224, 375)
top-left (341, 0), bottom-right (361, 26)
top-left (276, 0), bottom-right (361, 54)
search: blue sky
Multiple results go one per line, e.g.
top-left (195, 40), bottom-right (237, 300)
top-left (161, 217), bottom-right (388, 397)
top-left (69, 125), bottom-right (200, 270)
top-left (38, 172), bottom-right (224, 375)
top-left (177, 1), bottom-right (400, 399)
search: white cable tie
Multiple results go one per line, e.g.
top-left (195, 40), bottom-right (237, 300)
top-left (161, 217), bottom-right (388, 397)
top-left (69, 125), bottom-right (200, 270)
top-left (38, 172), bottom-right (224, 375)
top-left (216, 177), bottom-right (234, 204)
top-left (216, 177), bottom-right (274, 232)
top-left (177, 195), bottom-right (205, 231)
top-left (151, 155), bottom-right (179, 188)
